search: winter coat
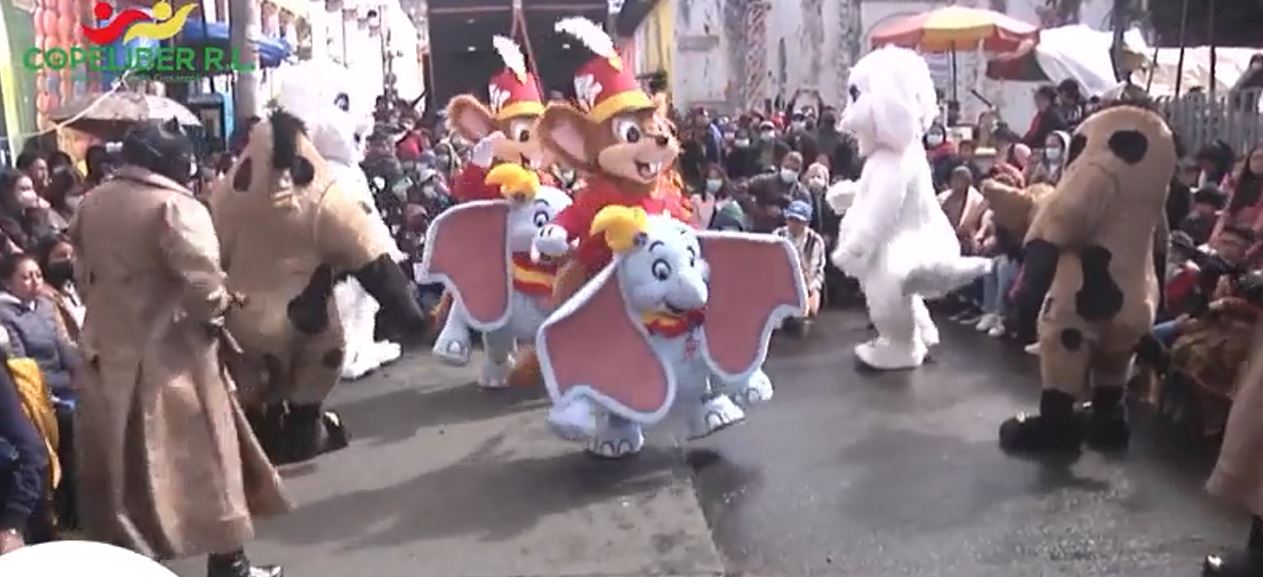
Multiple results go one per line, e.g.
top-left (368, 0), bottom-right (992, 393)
top-left (0, 353), bottom-right (48, 534)
top-left (0, 292), bottom-right (77, 399)
top-left (71, 165), bottom-right (288, 560)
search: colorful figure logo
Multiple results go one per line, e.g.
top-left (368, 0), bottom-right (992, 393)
top-left (82, 1), bottom-right (198, 45)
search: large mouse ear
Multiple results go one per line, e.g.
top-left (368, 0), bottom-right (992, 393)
top-left (697, 231), bottom-right (807, 380)
top-left (536, 103), bottom-right (595, 171)
top-left (446, 95), bottom-right (497, 142)
top-left (537, 262), bottom-right (676, 425)
top-left (419, 200), bottom-right (513, 330)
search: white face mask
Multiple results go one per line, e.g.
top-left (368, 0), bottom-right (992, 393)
top-left (705, 179), bottom-right (723, 193)
top-left (780, 168), bottom-right (799, 184)
top-left (1045, 148), bottom-right (1062, 162)
top-left (734, 138), bottom-right (751, 148)
top-left (761, 131), bottom-right (776, 140)
top-left (926, 134), bottom-right (944, 147)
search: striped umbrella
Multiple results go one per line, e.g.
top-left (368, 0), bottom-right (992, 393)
top-left (870, 6), bottom-right (1038, 53)
top-left (870, 6), bottom-right (1038, 102)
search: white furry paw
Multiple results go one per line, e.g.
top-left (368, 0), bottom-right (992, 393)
top-left (831, 244), bottom-right (867, 275)
top-left (432, 337), bottom-right (472, 366)
top-left (478, 358), bottom-right (514, 389)
top-left (586, 420), bottom-right (645, 459)
top-left (855, 338), bottom-right (926, 370)
top-left (825, 179), bottom-right (859, 213)
top-left (370, 341), bottom-right (402, 366)
top-left (534, 224), bottom-right (570, 258)
top-left (471, 132), bottom-right (504, 168)
top-left (730, 370), bottom-right (774, 408)
top-left (688, 395), bottom-right (746, 440)
top-left (547, 398), bottom-right (598, 441)
top-left (339, 351), bottom-right (379, 380)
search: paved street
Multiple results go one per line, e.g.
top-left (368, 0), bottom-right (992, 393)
top-left (169, 308), bottom-right (1247, 577)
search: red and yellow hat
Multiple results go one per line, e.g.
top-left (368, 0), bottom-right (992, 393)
top-left (489, 35), bottom-right (545, 122)
top-left (556, 17), bottom-right (654, 124)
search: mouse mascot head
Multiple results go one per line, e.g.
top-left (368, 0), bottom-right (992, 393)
top-left (840, 46), bottom-right (939, 157)
top-left (534, 17), bottom-right (678, 197)
top-left (444, 35), bottom-right (549, 205)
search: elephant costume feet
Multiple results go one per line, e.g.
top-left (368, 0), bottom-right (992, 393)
top-left (432, 336), bottom-right (472, 366)
top-left (278, 404), bottom-right (350, 465)
top-left (478, 356), bottom-right (514, 389)
top-left (586, 416), bottom-right (646, 459)
top-left (855, 337), bottom-right (926, 370)
top-left (727, 370), bottom-right (774, 409)
top-left (687, 395), bottom-right (746, 440)
top-left (547, 396), bottom-right (599, 442)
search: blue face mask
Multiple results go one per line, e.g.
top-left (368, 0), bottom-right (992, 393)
top-left (706, 179), bottom-right (723, 193)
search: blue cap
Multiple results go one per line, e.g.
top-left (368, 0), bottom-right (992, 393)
top-left (786, 200), bottom-right (813, 222)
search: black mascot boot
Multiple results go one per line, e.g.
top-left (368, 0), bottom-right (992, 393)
top-left (245, 404), bottom-right (289, 463)
top-left (280, 403), bottom-right (349, 464)
top-left (999, 389), bottom-right (1083, 454)
top-left (1082, 386), bottom-right (1130, 452)
top-left (207, 549), bottom-right (283, 577)
top-left (1204, 516), bottom-right (1263, 576)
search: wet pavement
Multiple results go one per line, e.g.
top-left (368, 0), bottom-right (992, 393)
top-left (165, 307), bottom-right (1247, 577)
top-left (688, 308), bottom-right (1248, 577)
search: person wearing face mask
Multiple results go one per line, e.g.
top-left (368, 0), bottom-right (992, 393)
top-left (739, 151), bottom-right (807, 233)
top-left (755, 120), bottom-right (790, 174)
top-left (1026, 130), bottom-right (1071, 185)
top-left (725, 128), bottom-right (760, 180)
top-left (0, 170), bottom-right (48, 255)
top-left (34, 235), bottom-right (81, 347)
top-left (785, 112), bottom-right (820, 170)
top-left (923, 123), bottom-right (958, 190)
top-left (690, 163), bottom-right (731, 229)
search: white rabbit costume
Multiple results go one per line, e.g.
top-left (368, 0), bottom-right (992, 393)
top-left (829, 46), bottom-right (992, 370)
top-left (275, 73), bottom-right (406, 380)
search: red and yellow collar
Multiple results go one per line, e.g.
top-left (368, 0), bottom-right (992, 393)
top-left (641, 308), bottom-right (705, 338)
top-left (511, 253), bottom-right (559, 296)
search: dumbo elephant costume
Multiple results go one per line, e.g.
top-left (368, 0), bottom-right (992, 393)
top-left (420, 164), bottom-right (572, 388)
top-left (829, 46), bottom-right (991, 370)
top-left (540, 206), bottom-right (807, 458)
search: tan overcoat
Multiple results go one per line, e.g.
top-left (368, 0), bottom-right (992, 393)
top-left (71, 166), bottom-right (289, 560)
top-left (1207, 323), bottom-right (1263, 517)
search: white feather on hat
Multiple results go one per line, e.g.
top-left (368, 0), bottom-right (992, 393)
top-left (492, 35), bottom-right (528, 82)
top-left (555, 16), bottom-right (615, 60)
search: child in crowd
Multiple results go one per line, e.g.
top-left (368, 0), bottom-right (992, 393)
top-left (1181, 184), bottom-right (1228, 246)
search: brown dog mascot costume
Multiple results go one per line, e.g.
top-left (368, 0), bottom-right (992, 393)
top-left (532, 16), bottom-right (690, 295)
top-left (1204, 326), bottom-right (1263, 575)
top-left (210, 109), bottom-right (425, 465)
top-left (997, 104), bottom-right (1176, 455)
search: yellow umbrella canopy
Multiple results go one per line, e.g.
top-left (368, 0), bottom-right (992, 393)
top-left (871, 6), bottom-right (1039, 53)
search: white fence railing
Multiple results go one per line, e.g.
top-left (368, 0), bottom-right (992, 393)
top-left (1155, 88), bottom-right (1263, 156)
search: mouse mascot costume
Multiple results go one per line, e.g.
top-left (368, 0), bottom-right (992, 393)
top-left (274, 69), bottom-right (408, 381)
top-left (421, 164), bottom-right (573, 388)
top-left (828, 46), bottom-right (992, 370)
top-left (540, 206), bottom-right (807, 458)
top-left (533, 17), bottom-right (691, 304)
top-left (1204, 325), bottom-right (1263, 576)
top-left (210, 108), bottom-right (426, 465)
top-left (997, 105), bottom-right (1176, 456)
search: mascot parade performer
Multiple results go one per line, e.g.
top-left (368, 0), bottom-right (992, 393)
top-left (997, 104), bottom-right (1176, 456)
top-left (1205, 328), bottom-right (1263, 576)
top-left (210, 105), bottom-right (426, 465)
top-left (421, 164), bottom-right (573, 388)
top-left (540, 206), bottom-right (807, 458)
top-left (275, 67), bottom-right (407, 381)
top-left (826, 46), bottom-right (992, 370)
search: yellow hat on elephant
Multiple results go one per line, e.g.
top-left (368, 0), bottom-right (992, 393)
top-left (485, 163), bottom-right (540, 200)
top-left (591, 205), bottom-right (648, 254)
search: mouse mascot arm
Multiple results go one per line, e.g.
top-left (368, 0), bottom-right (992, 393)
top-left (998, 105), bottom-right (1177, 457)
top-left (421, 164), bottom-right (572, 387)
top-left (538, 206), bottom-right (807, 458)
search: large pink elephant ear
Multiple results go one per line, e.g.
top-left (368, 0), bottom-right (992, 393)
top-left (419, 200), bottom-right (513, 331)
top-left (536, 262), bottom-right (676, 425)
top-left (697, 231), bottom-right (807, 380)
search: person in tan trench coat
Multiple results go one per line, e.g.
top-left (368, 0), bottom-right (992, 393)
top-left (71, 120), bottom-right (289, 577)
top-left (1204, 321), bottom-right (1263, 576)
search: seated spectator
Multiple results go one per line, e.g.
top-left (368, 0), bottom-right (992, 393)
top-left (1154, 225), bottom-right (1257, 346)
top-left (924, 123), bottom-right (958, 190)
top-left (691, 163), bottom-right (739, 230)
top-left (1211, 144), bottom-right (1263, 243)
top-left (775, 200), bottom-right (827, 333)
top-left (1026, 130), bottom-right (1071, 185)
top-left (14, 152), bottom-right (48, 200)
top-left (740, 151), bottom-right (807, 232)
top-left (39, 167), bottom-right (80, 234)
top-left (0, 170), bottom-right (53, 256)
top-left (35, 236), bottom-right (82, 346)
top-left (1023, 85), bottom-right (1068, 148)
top-left (1181, 185), bottom-right (1228, 246)
top-left (0, 346), bottom-right (51, 554)
top-left (939, 166), bottom-right (987, 254)
top-left (0, 255), bottom-right (78, 406)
